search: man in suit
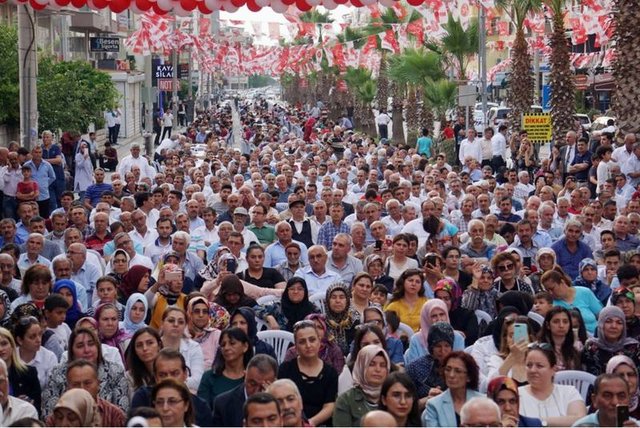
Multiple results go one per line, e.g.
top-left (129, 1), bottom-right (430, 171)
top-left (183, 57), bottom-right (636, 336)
top-left (212, 354), bottom-right (278, 427)
top-left (130, 349), bottom-right (213, 427)
top-left (559, 131), bottom-right (577, 181)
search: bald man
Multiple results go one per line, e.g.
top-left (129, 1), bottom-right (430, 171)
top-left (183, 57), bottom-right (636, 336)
top-left (361, 410), bottom-right (397, 427)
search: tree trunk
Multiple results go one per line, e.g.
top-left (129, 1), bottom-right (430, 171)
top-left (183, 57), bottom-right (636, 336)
top-left (549, 10), bottom-right (576, 148)
top-left (406, 86), bottom-right (419, 144)
top-left (507, 27), bottom-right (534, 133)
top-left (391, 81), bottom-right (404, 144)
top-left (376, 53), bottom-right (389, 112)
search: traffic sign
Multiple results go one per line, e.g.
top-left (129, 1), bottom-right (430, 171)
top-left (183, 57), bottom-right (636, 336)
top-left (522, 113), bottom-right (552, 143)
top-left (158, 79), bottom-right (173, 91)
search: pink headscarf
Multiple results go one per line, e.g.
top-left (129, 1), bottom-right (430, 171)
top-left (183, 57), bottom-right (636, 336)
top-left (419, 299), bottom-right (451, 347)
top-left (352, 344), bottom-right (391, 402)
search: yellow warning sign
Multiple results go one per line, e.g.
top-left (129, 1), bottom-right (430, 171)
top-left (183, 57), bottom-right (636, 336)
top-left (522, 113), bottom-right (552, 143)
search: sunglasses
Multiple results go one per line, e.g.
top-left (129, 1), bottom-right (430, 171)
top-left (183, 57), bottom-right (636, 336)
top-left (497, 263), bottom-right (514, 272)
top-left (527, 342), bottom-right (553, 351)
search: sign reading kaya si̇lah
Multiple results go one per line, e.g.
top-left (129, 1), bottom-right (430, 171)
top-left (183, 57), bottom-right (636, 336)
top-left (522, 113), bottom-right (552, 143)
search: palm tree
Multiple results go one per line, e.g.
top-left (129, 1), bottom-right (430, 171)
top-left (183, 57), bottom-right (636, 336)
top-left (344, 67), bottom-right (377, 136)
top-left (546, 0), bottom-right (575, 147)
top-left (611, 0), bottom-right (640, 134)
top-left (438, 14), bottom-right (480, 82)
top-left (300, 10), bottom-right (335, 110)
top-left (424, 79), bottom-right (458, 160)
top-left (496, 0), bottom-right (541, 131)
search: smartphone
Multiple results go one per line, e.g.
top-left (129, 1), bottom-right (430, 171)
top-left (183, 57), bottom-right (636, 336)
top-left (375, 240), bottom-right (383, 251)
top-left (523, 257), bottom-right (532, 268)
top-left (617, 404), bottom-right (629, 427)
top-left (425, 254), bottom-right (438, 268)
top-left (165, 270), bottom-right (182, 282)
top-left (226, 259), bottom-right (238, 273)
top-left (513, 323), bottom-right (529, 344)
top-left (572, 328), bottom-right (579, 341)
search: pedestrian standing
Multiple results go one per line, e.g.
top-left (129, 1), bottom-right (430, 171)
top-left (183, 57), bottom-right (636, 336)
top-left (161, 109), bottom-right (173, 140)
top-left (376, 109), bottom-right (391, 140)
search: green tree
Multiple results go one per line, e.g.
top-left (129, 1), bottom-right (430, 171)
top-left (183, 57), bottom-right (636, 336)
top-left (344, 66), bottom-right (377, 135)
top-left (0, 24), bottom-right (19, 126)
top-left (37, 57), bottom-right (119, 133)
top-left (438, 14), bottom-right (480, 82)
top-left (248, 74), bottom-right (277, 88)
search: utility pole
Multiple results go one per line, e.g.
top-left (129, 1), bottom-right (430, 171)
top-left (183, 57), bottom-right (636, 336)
top-left (171, 18), bottom-right (178, 120)
top-left (479, 4), bottom-right (488, 128)
top-left (18, 5), bottom-right (38, 150)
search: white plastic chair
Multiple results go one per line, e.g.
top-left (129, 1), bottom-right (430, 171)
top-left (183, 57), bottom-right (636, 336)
top-left (309, 293), bottom-right (326, 315)
top-left (528, 311), bottom-right (545, 326)
top-left (257, 295), bottom-right (280, 306)
top-left (464, 345), bottom-right (475, 355)
top-left (255, 316), bottom-right (267, 332)
top-left (396, 322), bottom-right (414, 339)
top-left (256, 330), bottom-right (294, 364)
top-left (475, 309), bottom-right (492, 326)
top-left (554, 370), bottom-right (596, 401)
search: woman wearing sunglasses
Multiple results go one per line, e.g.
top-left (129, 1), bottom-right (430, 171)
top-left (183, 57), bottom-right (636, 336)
top-left (461, 263), bottom-right (500, 318)
top-left (490, 253), bottom-right (535, 295)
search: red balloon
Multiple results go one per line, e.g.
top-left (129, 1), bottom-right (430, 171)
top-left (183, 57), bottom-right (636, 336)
top-left (92, 0), bottom-right (108, 7)
top-left (109, 0), bottom-right (128, 12)
top-left (55, 0), bottom-right (71, 5)
top-left (246, 0), bottom-right (260, 10)
top-left (180, 0), bottom-right (197, 10)
top-left (197, 1), bottom-right (211, 12)
top-left (281, 0), bottom-right (295, 5)
top-left (29, 0), bottom-right (47, 10)
top-left (350, 0), bottom-right (362, 6)
top-left (230, 0), bottom-right (244, 6)
top-left (152, 2), bottom-right (168, 13)
top-left (406, 0), bottom-right (422, 5)
top-left (135, 0), bottom-right (152, 10)
top-left (333, 0), bottom-right (347, 4)
top-left (295, 0), bottom-right (310, 10)
top-left (70, 0), bottom-right (85, 7)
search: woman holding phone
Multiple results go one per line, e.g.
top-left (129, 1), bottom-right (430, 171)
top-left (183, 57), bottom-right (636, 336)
top-left (487, 316), bottom-right (535, 383)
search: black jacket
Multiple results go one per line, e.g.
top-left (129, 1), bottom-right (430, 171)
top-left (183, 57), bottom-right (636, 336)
top-left (130, 385), bottom-right (213, 427)
top-left (212, 383), bottom-right (246, 427)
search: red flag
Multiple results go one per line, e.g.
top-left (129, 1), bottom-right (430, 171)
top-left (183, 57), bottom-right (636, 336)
top-left (362, 35), bottom-right (378, 55)
top-left (406, 19), bottom-right (424, 45)
top-left (380, 29), bottom-right (400, 54)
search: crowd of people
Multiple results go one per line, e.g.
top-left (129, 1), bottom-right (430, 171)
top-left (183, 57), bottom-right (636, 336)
top-left (0, 94), bottom-right (638, 427)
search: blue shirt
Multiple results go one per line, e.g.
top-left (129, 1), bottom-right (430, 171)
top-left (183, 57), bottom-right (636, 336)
top-left (551, 238), bottom-right (593, 279)
top-left (264, 240), bottom-right (309, 268)
top-left (417, 136), bottom-right (433, 157)
top-left (553, 285), bottom-right (602, 334)
top-left (84, 183), bottom-right (113, 207)
top-left (317, 221), bottom-right (351, 250)
top-left (41, 144), bottom-right (64, 179)
top-left (571, 150), bottom-right (592, 181)
top-left (23, 160), bottom-right (56, 201)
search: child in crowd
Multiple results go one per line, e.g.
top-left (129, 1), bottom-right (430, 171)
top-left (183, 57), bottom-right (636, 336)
top-left (15, 165), bottom-right (38, 202)
top-left (370, 284), bottom-right (388, 307)
top-left (43, 294), bottom-right (71, 360)
top-left (533, 291), bottom-right (553, 317)
top-left (87, 276), bottom-right (125, 319)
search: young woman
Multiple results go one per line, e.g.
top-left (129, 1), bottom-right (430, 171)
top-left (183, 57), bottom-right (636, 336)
top-left (42, 327), bottom-right (129, 418)
top-left (14, 315), bottom-right (58, 389)
top-left (95, 303), bottom-right (131, 364)
top-left (422, 351), bottom-right (483, 427)
top-left (239, 245), bottom-right (286, 289)
top-left (350, 272), bottom-right (374, 319)
top-left (606, 355), bottom-right (640, 419)
top-left (541, 269), bottom-right (602, 334)
top-left (119, 293), bottom-right (148, 335)
top-left (405, 299), bottom-right (465, 365)
top-left (159, 306), bottom-right (204, 393)
top-left (197, 327), bottom-right (252, 409)
top-left (385, 234), bottom-right (419, 280)
top-left (461, 263), bottom-right (500, 318)
top-left (52, 388), bottom-right (101, 427)
top-left (487, 316), bottom-right (534, 383)
top-left (125, 327), bottom-right (161, 394)
top-left (283, 313), bottom-right (345, 373)
top-left (385, 269), bottom-right (428, 332)
top-left (582, 305), bottom-right (640, 376)
top-left (255, 277), bottom-right (318, 331)
top-left (333, 345), bottom-right (391, 426)
top-left (518, 344), bottom-right (587, 426)
top-left (119, 264), bottom-right (150, 301)
top-left (89, 277), bottom-right (125, 318)
top-left (379, 372), bottom-right (422, 427)
top-left (433, 278), bottom-right (478, 346)
top-left (278, 320), bottom-right (338, 426)
top-left (52, 279), bottom-right (85, 330)
top-left (152, 378), bottom-right (195, 427)
top-left (0, 326), bottom-right (41, 411)
top-left (440, 247), bottom-right (472, 291)
top-left (186, 295), bottom-right (225, 370)
top-left (324, 282), bottom-right (360, 356)
top-left (230, 307), bottom-right (277, 360)
top-left (538, 307), bottom-right (581, 371)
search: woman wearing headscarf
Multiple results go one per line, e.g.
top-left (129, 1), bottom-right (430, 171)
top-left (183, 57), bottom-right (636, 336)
top-left (283, 313), bottom-right (346, 373)
top-left (486, 376), bottom-right (542, 427)
top-left (573, 258), bottom-right (612, 306)
top-left (186, 294), bottom-right (227, 369)
top-left (53, 279), bottom-right (85, 330)
top-left (255, 276), bottom-right (318, 331)
top-left (529, 247), bottom-right (556, 293)
top-left (606, 355), bottom-right (640, 419)
top-left (73, 140), bottom-right (93, 200)
top-left (363, 254), bottom-right (394, 293)
top-left (118, 265), bottom-right (151, 304)
top-left (95, 302), bottom-right (131, 364)
top-left (582, 306), bottom-right (640, 376)
top-left (106, 248), bottom-right (130, 286)
top-left (461, 263), bottom-right (501, 319)
top-left (324, 282), bottom-right (361, 356)
top-left (0, 289), bottom-right (11, 328)
top-left (333, 345), bottom-right (391, 427)
top-left (214, 275), bottom-right (258, 313)
top-left (50, 388), bottom-right (101, 427)
top-left (119, 293), bottom-right (148, 335)
top-left (230, 306), bottom-right (277, 360)
top-left (433, 278), bottom-right (478, 346)
top-left (405, 299), bottom-right (465, 365)
top-left (405, 322), bottom-right (452, 404)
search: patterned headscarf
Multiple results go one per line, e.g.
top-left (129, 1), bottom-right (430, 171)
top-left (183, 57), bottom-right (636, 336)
top-left (324, 282), bottom-right (360, 355)
top-left (187, 295), bottom-right (230, 331)
top-left (419, 299), bottom-right (451, 348)
top-left (434, 277), bottom-right (463, 311)
top-left (606, 355), bottom-right (639, 412)
top-left (486, 376), bottom-right (520, 404)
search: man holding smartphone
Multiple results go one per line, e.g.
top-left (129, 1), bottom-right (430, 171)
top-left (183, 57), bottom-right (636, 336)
top-left (572, 374), bottom-right (639, 427)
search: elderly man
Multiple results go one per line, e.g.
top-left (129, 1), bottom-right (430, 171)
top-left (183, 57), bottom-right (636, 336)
top-left (0, 253), bottom-right (20, 300)
top-left (613, 215), bottom-right (640, 252)
top-left (267, 379), bottom-right (311, 428)
top-left (264, 221), bottom-right (309, 268)
top-left (84, 212), bottom-right (112, 256)
top-left (551, 219), bottom-right (594, 279)
top-left (213, 355), bottom-right (278, 427)
top-left (52, 255), bottom-right (88, 310)
top-left (112, 231), bottom-right (153, 270)
top-left (118, 143), bottom-right (155, 179)
top-left (17, 233), bottom-right (51, 276)
top-left (21, 215), bottom-right (61, 261)
top-left (0, 359), bottom-right (38, 425)
top-left (287, 199), bottom-right (318, 249)
top-left (171, 231), bottom-right (204, 284)
top-left (573, 373), bottom-right (640, 427)
top-left (0, 218), bottom-right (23, 247)
top-left (458, 397), bottom-right (502, 428)
top-left (295, 245), bottom-right (341, 295)
top-left (129, 209), bottom-right (158, 249)
top-left (317, 203), bottom-right (350, 251)
top-left (67, 242), bottom-right (101, 304)
top-left (327, 233), bottom-right (363, 284)
top-left (23, 145), bottom-right (56, 217)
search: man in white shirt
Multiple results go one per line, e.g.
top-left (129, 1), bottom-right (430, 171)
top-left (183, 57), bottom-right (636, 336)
top-left (118, 144), bottom-right (155, 180)
top-left (294, 245), bottom-right (340, 295)
top-left (458, 129), bottom-right (482, 166)
top-left (612, 133), bottom-right (636, 166)
top-left (129, 209), bottom-right (158, 249)
top-left (0, 359), bottom-right (37, 425)
top-left (376, 110), bottom-right (391, 139)
top-left (622, 142), bottom-right (640, 187)
top-left (491, 124), bottom-right (508, 172)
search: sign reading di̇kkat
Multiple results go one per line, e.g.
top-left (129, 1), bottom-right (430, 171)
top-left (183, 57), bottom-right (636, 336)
top-left (522, 113), bottom-right (553, 143)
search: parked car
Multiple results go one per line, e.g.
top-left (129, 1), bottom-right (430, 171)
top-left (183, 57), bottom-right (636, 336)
top-left (487, 105), bottom-right (544, 127)
top-left (573, 114), bottom-right (592, 131)
top-left (591, 116), bottom-right (616, 131)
